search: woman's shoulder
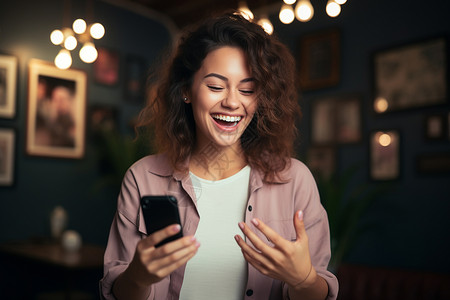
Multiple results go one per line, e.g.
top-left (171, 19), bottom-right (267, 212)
top-left (128, 153), bottom-right (173, 176)
top-left (283, 157), bottom-right (315, 181)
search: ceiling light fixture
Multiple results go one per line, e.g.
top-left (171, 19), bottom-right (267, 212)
top-left (279, 0), bottom-right (348, 24)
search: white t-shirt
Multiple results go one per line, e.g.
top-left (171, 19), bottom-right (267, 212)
top-left (179, 166), bottom-right (251, 300)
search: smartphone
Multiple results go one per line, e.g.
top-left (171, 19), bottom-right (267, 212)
top-left (140, 195), bottom-right (183, 247)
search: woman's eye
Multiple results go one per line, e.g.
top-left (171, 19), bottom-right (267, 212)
top-left (207, 85), bottom-right (223, 91)
top-left (240, 90), bottom-right (254, 95)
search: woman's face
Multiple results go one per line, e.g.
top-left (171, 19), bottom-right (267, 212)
top-left (188, 46), bottom-right (258, 152)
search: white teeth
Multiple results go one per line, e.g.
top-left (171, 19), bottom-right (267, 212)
top-left (212, 114), bottom-right (241, 122)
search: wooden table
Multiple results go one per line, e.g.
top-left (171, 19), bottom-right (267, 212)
top-left (0, 240), bottom-right (105, 300)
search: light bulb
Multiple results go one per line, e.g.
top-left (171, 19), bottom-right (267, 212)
top-left (238, 2), bottom-right (254, 20)
top-left (50, 30), bottom-right (64, 45)
top-left (326, 0), bottom-right (341, 17)
top-left (283, 0), bottom-right (296, 4)
top-left (64, 35), bottom-right (77, 51)
top-left (73, 19), bottom-right (87, 34)
top-left (374, 97), bottom-right (389, 113)
top-left (378, 133), bottom-right (392, 147)
top-left (335, 0), bottom-right (347, 4)
top-left (279, 5), bottom-right (295, 24)
top-left (257, 17), bottom-right (274, 35)
top-left (90, 23), bottom-right (105, 39)
top-left (79, 42), bottom-right (98, 63)
top-left (55, 49), bottom-right (72, 69)
top-left (295, 0), bottom-right (314, 22)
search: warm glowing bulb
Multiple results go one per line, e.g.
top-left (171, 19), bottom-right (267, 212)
top-left (257, 17), bottom-right (274, 35)
top-left (378, 133), bottom-right (392, 147)
top-left (283, 0), bottom-right (296, 4)
top-left (73, 19), bottom-right (87, 34)
top-left (295, 0), bottom-right (314, 22)
top-left (279, 5), bottom-right (295, 24)
top-left (79, 42), bottom-right (98, 63)
top-left (64, 35), bottom-right (77, 50)
top-left (238, 2), bottom-right (254, 21)
top-left (90, 23), bottom-right (105, 39)
top-left (326, 0), bottom-right (341, 17)
top-left (50, 30), bottom-right (64, 45)
top-left (335, 0), bottom-right (347, 4)
top-left (374, 97), bottom-right (389, 113)
top-left (55, 49), bottom-right (72, 69)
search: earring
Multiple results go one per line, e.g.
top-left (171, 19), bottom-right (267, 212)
top-left (183, 97), bottom-right (188, 102)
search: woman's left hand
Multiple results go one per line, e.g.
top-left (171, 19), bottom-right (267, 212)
top-left (234, 210), bottom-right (314, 289)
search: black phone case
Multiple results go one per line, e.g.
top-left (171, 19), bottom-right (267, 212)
top-left (140, 195), bottom-right (183, 247)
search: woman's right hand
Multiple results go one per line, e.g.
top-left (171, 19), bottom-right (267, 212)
top-left (113, 224), bottom-right (200, 299)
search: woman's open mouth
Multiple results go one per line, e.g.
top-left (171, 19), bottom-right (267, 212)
top-left (211, 114), bottom-right (242, 128)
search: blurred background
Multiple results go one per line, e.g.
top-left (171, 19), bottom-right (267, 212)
top-left (0, 0), bottom-right (449, 299)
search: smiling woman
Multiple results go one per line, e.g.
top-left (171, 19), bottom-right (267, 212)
top-left (100, 12), bottom-right (338, 300)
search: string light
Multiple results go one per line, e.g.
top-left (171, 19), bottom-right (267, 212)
top-left (279, 0), bottom-right (348, 23)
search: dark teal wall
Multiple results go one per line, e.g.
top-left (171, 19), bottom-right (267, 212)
top-left (0, 0), bottom-right (171, 246)
top-left (0, 0), bottom-right (449, 275)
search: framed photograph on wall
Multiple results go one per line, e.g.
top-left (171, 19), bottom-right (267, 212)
top-left (311, 94), bottom-right (361, 145)
top-left (26, 59), bottom-right (87, 159)
top-left (0, 54), bottom-right (18, 119)
top-left (424, 114), bottom-right (448, 140)
top-left (93, 47), bottom-right (120, 86)
top-left (373, 37), bottom-right (447, 113)
top-left (298, 29), bottom-right (340, 91)
top-left (370, 130), bottom-right (400, 181)
top-left (0, 128), bottom-right (15, 186)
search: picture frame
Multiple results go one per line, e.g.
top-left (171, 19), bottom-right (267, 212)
top-left (298, 29), bottom-right (340, 91)
top-left (88, 104), bottom-right (118, 138)
top-left (370, 130), bottom-right (400, 181)
top-left (306, 146), bottom-right (336, 180)
top-left (416, 152), bottom-right (450, 175)
top-left (0, 128), bottom-right (15, 186)
top-left (311, 94), bottom-right (361, 145)
top-left (124, 55), bottom-right (148, 104)
top-left (93, 47), bottom-right (120, 86)
top-left (373, 37), bottom-right (448, 113)
top-left (424, 113), bottom-right (448, 140)
top-left (0, 54), bottom-right (18, 119)
top-left (26, 59), bottom-right (87, 159)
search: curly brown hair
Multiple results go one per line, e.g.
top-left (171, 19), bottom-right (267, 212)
top-left (137, 12), bottom-right (301, 183)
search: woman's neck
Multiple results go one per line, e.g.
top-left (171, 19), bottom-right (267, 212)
top-left (189, 143), bottom-right (247, 181)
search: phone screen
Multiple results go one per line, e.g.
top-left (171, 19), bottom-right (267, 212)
top-left (140, 195), bottom-right (183, 247)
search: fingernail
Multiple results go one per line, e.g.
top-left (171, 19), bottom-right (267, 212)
top-left (190, 236), bottom-right (196, 242)
top-left (238, 222), bottom-right (244, 230)
top-left (172, 224), bottom-right (181, 232)
top-left (251, 218), bottom-right (259, 226)
top-left (297, 210), bottom-right (303, 221)
top-left (234, 235), bottom-right (240, 242)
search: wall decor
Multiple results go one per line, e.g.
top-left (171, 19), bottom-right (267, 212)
top-left (93, 47), bottom-right (120, 86)
top-left (370, 130), bottom-right (400, 181)
top-left (298, 29), bottom-right (340, 91)
top-left (424, 113), bottom-right (448, 140)
top-left (373, 37), bottom-right (447, 113)
top-left (0, 128), bottom-right (15, 186)
top-left (311, 94), bottom-right (361, 145)
top-left (0, 54), bottom-right (18, 119)
top-left (88, 104), bottom-right (118, 138)
top-left (26, 59), bottom-right (87, 159)
top-left (124, 55), bottom-right (148, 104)
top-left (416, 153), bottom-right (450, 174)
top-left (306, 146), bottom-right (336, 180)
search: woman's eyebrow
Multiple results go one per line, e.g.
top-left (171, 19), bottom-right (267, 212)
top-left (204, 73), bottom-right (254, 83)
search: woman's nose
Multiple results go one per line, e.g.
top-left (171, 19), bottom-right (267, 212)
top-left (221, 90), bottom-right (240, 110)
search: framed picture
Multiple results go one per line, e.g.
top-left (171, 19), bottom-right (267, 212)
top-left (26, 59), bottom-right (87, 159)
top-left (124, 55), bottom-right (148, 104)
top-left (373, 37), bottom-right (448, 113)
top-left (424, 114), bottom-right (448, 140)
top-left (0, 54), bottom-right (18, 119)
top-left (93, 47), bottom-right (120, 86)
top-left (306, 146), bottom-right (336, 180)
top-left (298, 29), bottom-right (340, 91)
top-left (311, 94), bottom-right (361, 145)
top-left (416, 153), bottom-right (450, 175)
top-left (0, 128), bottom-right (15, 186)
top-left (88, 104), bottom-right (118, 138)
top-left (370, 130), bottom-right (400, 181)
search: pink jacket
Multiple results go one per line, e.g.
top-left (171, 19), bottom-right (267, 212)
top-left (100, 154), bottom-right (338, 299)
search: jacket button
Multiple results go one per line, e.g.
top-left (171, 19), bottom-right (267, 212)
top-left (246, 289), bottom-right (253, 296)
top-left (248, 205), bottom-right (252, 211)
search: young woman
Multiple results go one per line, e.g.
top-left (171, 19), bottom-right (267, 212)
top-left (100, 12), bottom-right (338, 300)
